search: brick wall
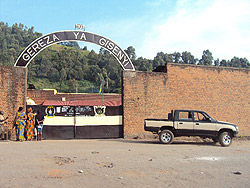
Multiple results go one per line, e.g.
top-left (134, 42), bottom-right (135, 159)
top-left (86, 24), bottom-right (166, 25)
top-left (0, 65), bottom-right (27, 128)
top-left (2, 63), bottom-right (249, 139)
top-left (123, 63), bottom-right (250, 138)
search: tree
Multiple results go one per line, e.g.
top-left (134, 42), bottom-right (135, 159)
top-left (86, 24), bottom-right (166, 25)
top-left (60, 41), bottom-right (80, 49)
top-left (48, 68), bottom-right (59, 82)
top-left (124, 46), bottom-right (136, 62)
top-left (153, 52), bottom-right (166, 68)
top-left (134, 57), bottom-right (153, 71)
top-left (59, 68), bottom-right (67, 91)
top-left (214, 58), bottom-right (220, 66)
top-left (0, 22), bottom-right (42, 66)
top-left (239, 58), bottom-right (250, 68)
top-left (69, 79), bottom-right (78, 93)
top-left (172, 52), bottom-right (182, 64)
top-left (226, 57), bottom-right (250, 68)
top-left (181, 51), bottom-right (197, 64)
top-left (219, 59), bottom-right (227, 67)
top-left (88, 50), bottom-right (100, 66)
top-left (198, 50), bottom-right (213, 65)
top-left (229, 57), bottom-right (241, 67)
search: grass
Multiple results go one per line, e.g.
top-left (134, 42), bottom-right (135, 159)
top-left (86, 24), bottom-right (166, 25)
top-left (28, 77), bottom-right (99, 93)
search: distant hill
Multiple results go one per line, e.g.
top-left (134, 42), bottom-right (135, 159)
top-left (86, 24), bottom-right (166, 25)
top-left (1, 21), bottom-right (249, 93)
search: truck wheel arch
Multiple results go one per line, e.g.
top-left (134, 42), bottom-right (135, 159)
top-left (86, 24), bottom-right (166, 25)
top-left (218, 129), bottom-right (234, 137)
top-left (160, 126), bottom-right (174, 131)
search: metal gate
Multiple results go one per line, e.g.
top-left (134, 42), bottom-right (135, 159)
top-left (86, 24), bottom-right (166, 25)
top-left (27, 104), bottom-right (123, 139)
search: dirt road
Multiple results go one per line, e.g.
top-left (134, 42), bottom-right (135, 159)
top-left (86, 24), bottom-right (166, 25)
top-left (0, 138), bottom-right (250, 188)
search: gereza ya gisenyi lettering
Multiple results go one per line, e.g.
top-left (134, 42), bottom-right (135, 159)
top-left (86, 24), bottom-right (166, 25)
top-left (15, 31), bottom-right (135, 70)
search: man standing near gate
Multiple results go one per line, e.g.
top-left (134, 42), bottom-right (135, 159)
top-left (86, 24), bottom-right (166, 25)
top-left (0, 111), bottom-right (8, 140)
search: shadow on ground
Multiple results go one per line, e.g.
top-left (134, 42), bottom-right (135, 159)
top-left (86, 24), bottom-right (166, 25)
top-left (98, 138), bottom-right (220, 147)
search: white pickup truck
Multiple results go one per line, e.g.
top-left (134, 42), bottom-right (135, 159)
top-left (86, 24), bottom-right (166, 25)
top-left (144, 110), bottom-right (238, 147)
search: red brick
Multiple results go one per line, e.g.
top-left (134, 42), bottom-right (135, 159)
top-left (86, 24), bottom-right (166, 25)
top-left (0, 65), bottom-right (27, 128)
top-left (123, 64), bottom-right (250, 138)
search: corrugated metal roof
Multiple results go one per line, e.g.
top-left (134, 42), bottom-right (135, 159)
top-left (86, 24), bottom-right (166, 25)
top-left (28, 89), bottom-right (122, 105)
top-left (42, 100), bottom-right (122, 106)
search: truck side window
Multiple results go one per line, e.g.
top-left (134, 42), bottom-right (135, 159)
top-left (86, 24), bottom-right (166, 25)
top-left (194, 112), bottom-right (199, 121)
top-left (195, 112), bottom-right (209, 122)
top-left (179, 111), bottom-right (193, 121)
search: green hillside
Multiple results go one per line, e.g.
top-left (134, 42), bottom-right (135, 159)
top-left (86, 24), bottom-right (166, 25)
top-left (1, 22), bottom-right (249, 94)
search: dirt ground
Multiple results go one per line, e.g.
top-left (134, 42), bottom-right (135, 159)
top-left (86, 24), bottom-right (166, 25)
top-left (0, 137), bottom-right (250, 188)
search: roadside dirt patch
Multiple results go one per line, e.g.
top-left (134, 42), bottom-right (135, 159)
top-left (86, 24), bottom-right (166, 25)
top-left (123, 170), bottom-right (146, 178)
top-left (54, 156), bottom-right (74, 165)
top-left (47, 169), bottom-right (71, 179)
top-left (96, 162), bottom-right (114, 168)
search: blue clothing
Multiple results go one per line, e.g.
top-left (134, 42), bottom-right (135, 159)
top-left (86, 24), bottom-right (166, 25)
top-left (16, 112), bottom-right (26, 141)
top-left (37, 123), bottom-right (43, 133)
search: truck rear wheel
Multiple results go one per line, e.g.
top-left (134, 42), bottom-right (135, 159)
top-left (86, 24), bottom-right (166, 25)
top-left (219, 131), bottom-right (232, 147)
top-left (159, 130), bottom-right (174, 144)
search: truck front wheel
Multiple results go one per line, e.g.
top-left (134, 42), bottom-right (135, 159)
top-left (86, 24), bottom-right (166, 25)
top-left (159, 130), bottom-right (174, 144)
top-left (219, 131), bottom-right (232, 147)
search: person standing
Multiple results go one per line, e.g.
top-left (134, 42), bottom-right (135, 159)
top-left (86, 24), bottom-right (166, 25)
top-left (14, 107), bottom-right (26, 141)
top-left (0, 111), bottom-right (8, 140)
top-left (33, 110), bottom-right (38, 140)
top-left (26, 107), bottom-right (35, 141)
top-left (36, 110), bottom-right (44, 141)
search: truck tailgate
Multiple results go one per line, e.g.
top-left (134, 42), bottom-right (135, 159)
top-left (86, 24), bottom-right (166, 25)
top-left (144, 119), bottom-right (172, 132)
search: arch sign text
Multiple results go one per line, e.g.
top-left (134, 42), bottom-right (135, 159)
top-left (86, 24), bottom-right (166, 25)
top-left (14, 31), bottom-right (135, 70)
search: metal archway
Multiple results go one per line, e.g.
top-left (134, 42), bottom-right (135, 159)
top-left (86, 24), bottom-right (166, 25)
top-left (15, 30), bottom-right (135, 70)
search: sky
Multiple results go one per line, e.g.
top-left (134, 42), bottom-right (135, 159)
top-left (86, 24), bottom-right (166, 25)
top-left (0, 0), bottom-right (250, 61)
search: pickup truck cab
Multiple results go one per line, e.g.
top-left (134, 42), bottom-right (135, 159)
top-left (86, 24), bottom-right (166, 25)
top-left (144, 110), bottom-right (238, 147)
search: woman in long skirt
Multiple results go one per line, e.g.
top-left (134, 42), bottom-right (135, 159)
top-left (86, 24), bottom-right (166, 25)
top-left (15, 107), bottom-right (26, 141)
top-left (26, 107), bottom-right (35, 141)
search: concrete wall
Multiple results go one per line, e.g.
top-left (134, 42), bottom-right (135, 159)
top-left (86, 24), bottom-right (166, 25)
top-left (0, 65), bottom-right (27, 127)
top-left (123, 63), bottom-right (250, 138)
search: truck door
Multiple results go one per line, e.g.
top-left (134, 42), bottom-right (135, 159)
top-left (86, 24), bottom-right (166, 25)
top-left (193, 111), bottom-right (216, 136)
top-left (175, 111), bottom-right (194, 135)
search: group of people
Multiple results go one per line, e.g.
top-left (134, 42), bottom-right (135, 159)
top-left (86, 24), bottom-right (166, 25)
top-left (14, 107), bottom-right (44, 141)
